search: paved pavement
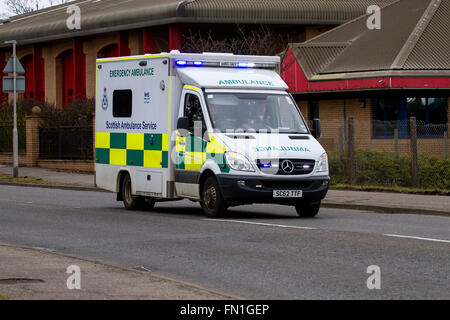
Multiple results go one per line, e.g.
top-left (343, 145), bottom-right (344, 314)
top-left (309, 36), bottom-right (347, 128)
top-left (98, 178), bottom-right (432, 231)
top-left (0, 185), bottom-right (449, 299)
top-left (0, 165), bottom-right (448, 215)
top-left (0, 243), bottom-right (233, 300)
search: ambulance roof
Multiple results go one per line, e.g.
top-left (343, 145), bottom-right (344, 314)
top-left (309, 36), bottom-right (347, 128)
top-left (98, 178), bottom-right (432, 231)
top-left (177, 67), bottom-right (288, 90)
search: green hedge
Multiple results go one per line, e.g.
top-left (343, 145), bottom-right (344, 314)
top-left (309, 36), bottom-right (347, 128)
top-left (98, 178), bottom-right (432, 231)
top-left (0, 98), bottom-right (94, 127)
top-left (0, 98), bottom-right (94, 153)
top-left (0, 99), bottom-right (35, 153)
top-left (39, 98), bottom-right (94, 128)
top-left (328, 150), bottom-right (450, 190)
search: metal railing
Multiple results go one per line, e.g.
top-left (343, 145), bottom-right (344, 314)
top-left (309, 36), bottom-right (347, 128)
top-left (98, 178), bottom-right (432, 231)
top-left (0, 121), bottom-right (26, 153)
top-left (39, 125), bottom-right (93, 160)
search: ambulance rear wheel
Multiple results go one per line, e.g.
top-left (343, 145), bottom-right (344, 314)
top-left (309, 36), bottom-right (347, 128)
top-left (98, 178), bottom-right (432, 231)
top-left (200, 176), bottom-right (227, 218)
top-left (295, 202), bottom-right (321, 218)
top-left (122, 174), bottom-right (144, 210)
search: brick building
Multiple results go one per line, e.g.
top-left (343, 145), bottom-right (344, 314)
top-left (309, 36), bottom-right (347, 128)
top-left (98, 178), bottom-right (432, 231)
top-left (0, 0), bottom-right (396, 107)
top-left (282, 0), bottom-right (450, 156)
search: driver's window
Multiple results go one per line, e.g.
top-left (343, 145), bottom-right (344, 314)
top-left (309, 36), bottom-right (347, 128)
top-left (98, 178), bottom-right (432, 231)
top-left (279, 97), bottom-right (294, 128)
top-left (184, 93), bottom-right (204, 133)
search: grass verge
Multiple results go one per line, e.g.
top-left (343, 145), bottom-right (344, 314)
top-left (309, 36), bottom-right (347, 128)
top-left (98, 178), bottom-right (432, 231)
top-left (0, 174), bottom-right (76, 186)
top-left (331, 184), bottom-right (450, 196)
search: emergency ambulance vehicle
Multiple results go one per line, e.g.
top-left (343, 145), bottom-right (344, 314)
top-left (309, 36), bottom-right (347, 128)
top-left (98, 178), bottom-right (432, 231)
top-left (95, 51), bottom-right (329, 217)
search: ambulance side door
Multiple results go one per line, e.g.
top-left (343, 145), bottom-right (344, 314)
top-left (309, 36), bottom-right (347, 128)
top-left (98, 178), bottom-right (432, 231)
top-left (174, 88), bottom-right (208, 199)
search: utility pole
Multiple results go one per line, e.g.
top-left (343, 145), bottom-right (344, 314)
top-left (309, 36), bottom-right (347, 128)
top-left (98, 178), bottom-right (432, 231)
top-left (4, 40), bottom-right (18, 178)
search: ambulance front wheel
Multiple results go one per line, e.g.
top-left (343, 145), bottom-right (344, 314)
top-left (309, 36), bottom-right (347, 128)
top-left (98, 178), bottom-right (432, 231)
top-left (200, 176), bottom-right (227, 218)
top-left (295, 202), bottom-right (321, 218)
top-left (122, 174), bottom-right (149, 210)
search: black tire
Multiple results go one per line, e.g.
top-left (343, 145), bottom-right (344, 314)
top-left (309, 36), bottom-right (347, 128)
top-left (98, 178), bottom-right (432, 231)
top-left (142, 198), bottom-right (156, 210)
top-left (295, 202), bottom-right (321, 218)
top-left (200, 176), bottom-right (227, 218)
top-left (122, 174), bottom-right (145, 210)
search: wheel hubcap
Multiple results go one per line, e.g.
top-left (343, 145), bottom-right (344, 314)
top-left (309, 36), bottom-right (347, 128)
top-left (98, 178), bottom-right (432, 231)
top-left (204, 187), bottom-right (217, 210)
top-left (124, 180), bottom-right (132, 204)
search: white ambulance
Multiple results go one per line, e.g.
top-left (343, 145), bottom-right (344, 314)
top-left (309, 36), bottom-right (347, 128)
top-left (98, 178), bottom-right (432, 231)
top-left (95, 50), bottom-right (329, 218)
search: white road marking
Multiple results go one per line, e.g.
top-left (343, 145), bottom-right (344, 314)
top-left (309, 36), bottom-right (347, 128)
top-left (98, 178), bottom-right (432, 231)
top-left (384, 234), bottom-right (450, 244)
top-left (32, 247), bottom-right (57, 252)
top-left (203, 219), bottom-right (316, 230)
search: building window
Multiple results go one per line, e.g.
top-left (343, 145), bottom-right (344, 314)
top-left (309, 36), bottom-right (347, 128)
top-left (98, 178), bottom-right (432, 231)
top-left (372, 97), bottom-right (448, 138)
top-left (113, 90), bottom-right (132, 118)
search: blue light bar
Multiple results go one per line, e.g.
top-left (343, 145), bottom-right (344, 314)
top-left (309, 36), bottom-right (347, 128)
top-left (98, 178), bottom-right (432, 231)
top-left (173, 59), bottom-right (275, 69)
top-left (176, 60), bottom-right (187, 66)
top-left (237, 62), bottom-right (256, 68)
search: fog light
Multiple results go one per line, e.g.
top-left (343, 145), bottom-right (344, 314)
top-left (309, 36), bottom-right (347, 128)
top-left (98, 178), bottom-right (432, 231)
top-left (322, 180), bottom-right (329, 186)
top-left (237, 180), bottom-right (246, 187)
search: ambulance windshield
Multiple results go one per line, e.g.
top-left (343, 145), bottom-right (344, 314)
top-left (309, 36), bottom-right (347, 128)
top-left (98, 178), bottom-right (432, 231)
top-left (205, 92), bottom-right (309, 134)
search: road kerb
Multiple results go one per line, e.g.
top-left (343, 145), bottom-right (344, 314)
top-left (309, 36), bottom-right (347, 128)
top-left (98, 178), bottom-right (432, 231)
top-left (322, 202), bottom-right (449, 217)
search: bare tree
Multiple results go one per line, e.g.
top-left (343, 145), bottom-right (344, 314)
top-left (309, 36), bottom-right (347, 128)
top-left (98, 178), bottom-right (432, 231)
top-left (4, 0), bottom-right (38, 15)
top-left (47, 0), bottom-right (72, 7)
top-left (4, 0), bottom-right (74, 16)
top-left (182, 25), bottom-right (291, 60)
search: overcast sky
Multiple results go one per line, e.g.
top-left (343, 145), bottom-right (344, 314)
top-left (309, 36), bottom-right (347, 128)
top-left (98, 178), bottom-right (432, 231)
top-left (0, 1), bottom-right (65, 17)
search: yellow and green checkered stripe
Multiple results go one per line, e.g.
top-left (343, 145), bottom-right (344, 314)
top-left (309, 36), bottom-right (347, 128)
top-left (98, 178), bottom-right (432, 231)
top-left (175, 135), bottom-right (229, 173)
top-left (95, 132), bottom-right (169, 168)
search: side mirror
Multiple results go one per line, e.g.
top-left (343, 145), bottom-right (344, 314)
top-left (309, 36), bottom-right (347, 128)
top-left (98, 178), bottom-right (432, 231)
top-left (177, 117), bottom-right (189, 131)
top-left (311, 118), bottom-right (322, 139)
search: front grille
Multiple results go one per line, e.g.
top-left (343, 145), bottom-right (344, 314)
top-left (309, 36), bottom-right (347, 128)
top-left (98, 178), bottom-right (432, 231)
top-left (256, 159), bottom-right (315, 175)
top-left (262, 180), bottom-right (313, 189)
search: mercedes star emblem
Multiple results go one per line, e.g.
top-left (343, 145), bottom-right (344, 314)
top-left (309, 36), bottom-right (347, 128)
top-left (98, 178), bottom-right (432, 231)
top-left (281, 160), bottom-right (294, 174)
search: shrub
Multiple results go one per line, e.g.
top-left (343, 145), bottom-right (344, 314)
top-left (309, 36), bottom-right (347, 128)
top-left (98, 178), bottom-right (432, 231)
top-left (0, 98), bottom-right (94, 153)
top-left (0, 98), bottom-right (37, 122)
top-left (328, 149), bottom-right (450, 190)
top-left (39, 98), bottom-right (94, 128)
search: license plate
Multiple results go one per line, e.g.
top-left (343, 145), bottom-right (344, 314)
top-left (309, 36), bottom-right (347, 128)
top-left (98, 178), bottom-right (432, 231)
top-left (273, 190), bottom-right (303, 198)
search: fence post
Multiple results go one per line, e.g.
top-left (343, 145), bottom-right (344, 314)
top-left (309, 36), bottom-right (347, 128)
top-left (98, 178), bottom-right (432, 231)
top-left (339, 126), bottom-right (345, 161)
top-left (347, 117), bottom-right (356, 185)
top-left (394, 128), bottom-right (398, 159)
top-left (25, 107), bottom-right (42, 167)
top-left (410, 117), bottom-right (418, 187)
top-left (444, 131), bottom-right (448, 160)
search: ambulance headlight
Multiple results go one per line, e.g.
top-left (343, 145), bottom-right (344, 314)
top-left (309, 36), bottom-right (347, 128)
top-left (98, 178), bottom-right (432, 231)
top-left (225, 152), bottom-right (255, 172)
top-left (316, 152), bottom-right (329, 173)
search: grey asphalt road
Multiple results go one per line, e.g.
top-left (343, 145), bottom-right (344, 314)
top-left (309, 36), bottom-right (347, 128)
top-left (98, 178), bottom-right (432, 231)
top-left (0, 185), bottom-right (449, 299)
